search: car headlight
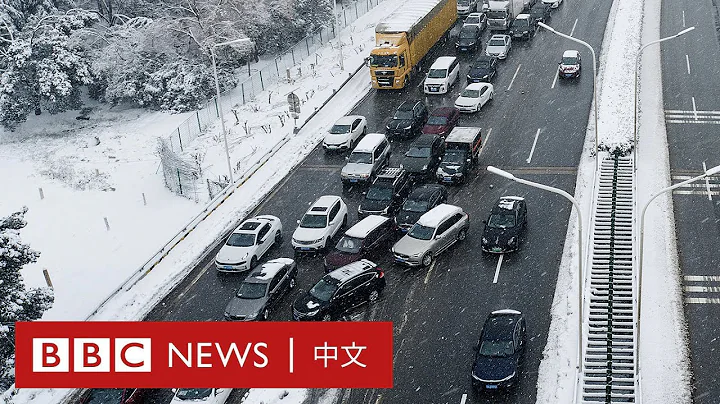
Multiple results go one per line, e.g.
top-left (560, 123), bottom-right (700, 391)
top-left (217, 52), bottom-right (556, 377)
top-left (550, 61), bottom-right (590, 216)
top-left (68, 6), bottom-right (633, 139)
top-left (482, 74), bottom-right (489, 79)
top-left (404, 125), bottom-right (412, 130)
top-left (307, 309), bottom-right (319, 316)
top-left (246, 312), bottom-right (259, 320)
top-left (313, 238), bottom-right (324, 244)
top-left (440, 85), bottom-right (446, 92)
top-left (455, 42), bottom-right (460, 47)
top-left (381, 206), bottom-right (389, 215)
top-left (359, 173), bottom-right (370, 178)
top-left (454, 173), bottom-right (463, 177)
top-left (508, 237), bottom-right (517, 246)
top-left (467, 74), bottom-right (472, 79)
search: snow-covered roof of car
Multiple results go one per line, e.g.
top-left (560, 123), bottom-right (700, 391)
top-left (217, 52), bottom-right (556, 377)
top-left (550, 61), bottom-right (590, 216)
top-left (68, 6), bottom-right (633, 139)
top-left (354, 133), bottom-right (386, 153)
top-left (308, 195), bottom-right (340, 213)
top-left (234, 215), bottom-right (278, 233)
top-left (490, 34), bottom-right (510, 40)
top-left (430, 56), bottom-right (457, 69)
top-left (467, 12), bottom-right (484, 17)
top-left (492, 308), bottom-right (522, 315)
top-left (345, 215), bottom-right (389, 239)
top-left (563, 50), bottom-right (580, 58)
top-left (334, 115), bottom-right (364, 125)
top-left (446, 127), bottom-right (482, 144)
top-left (328, 259), bottom-right (377, 281)
top-left (515, 13), bottom-right (530, 19)
top-left (418, 204), bottom-right (463, 228)
top-left (376, 0), bottom-right (447, 36)
top-left (251, 258), bottom-right (295, 281)
top-left (497, 196), bottom-right (523, 210)
top-left (465, 82), bottom-right (492, 91)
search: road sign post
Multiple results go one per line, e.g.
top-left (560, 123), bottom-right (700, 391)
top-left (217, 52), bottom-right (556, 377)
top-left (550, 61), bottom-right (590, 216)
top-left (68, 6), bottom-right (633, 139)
top-left (288, 92), bottom-right (301, 133)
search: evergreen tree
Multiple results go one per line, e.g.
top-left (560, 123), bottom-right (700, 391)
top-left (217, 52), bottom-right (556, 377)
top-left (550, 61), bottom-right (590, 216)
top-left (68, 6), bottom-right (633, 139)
top-left (0, 207), bottom-right (54, 391)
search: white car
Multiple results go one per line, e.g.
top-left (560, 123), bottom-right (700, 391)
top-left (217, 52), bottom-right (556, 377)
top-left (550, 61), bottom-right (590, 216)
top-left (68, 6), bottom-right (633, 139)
top-left (542, 0), bottom-right (562, 8)
top-left (215, 215), bottom-right (282, 272)
top-left (454, 83), bottom-right (494, 113)
top-left (171, 388), bottom-right (231, 404)
top-left (485, 34), bottom-right (512, 59)
top-left (323, 115), bottom-right (367, 152)
top-left (463, 12), bottom-right (487, 31)
top-left (292, 195), bottom-right (348, 252)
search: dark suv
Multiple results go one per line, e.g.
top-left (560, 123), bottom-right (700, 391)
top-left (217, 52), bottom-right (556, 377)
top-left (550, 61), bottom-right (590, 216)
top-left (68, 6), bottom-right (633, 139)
top-left (400, 134), bottom-right (446, 181)
top-left (395, 184), bottom-right (448, 232)
top-left (292, 259), bottom-right (386, 321)
top-left (224, 258), bottom-right (298, 321)
top-left (358, 167), bottom-right (412, 219)
top-left (508, 14), bottom-right (537, 40)
top-left (481, 196), bottom-right (528, 253)
top-left (385, 100), bottom-right (429, 139)
top-left (467, 55), bottom-right (498, 83)
top-left (472, 309), bottom-right (526, 391)
top-left (324, 215), bottom-right (397, 272)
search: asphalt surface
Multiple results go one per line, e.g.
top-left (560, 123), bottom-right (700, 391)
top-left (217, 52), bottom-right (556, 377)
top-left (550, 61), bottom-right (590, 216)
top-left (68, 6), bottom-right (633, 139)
top-left (660, 0), bottom-right (720, 402)
top-left (141, 0), bottom-right (613, 402)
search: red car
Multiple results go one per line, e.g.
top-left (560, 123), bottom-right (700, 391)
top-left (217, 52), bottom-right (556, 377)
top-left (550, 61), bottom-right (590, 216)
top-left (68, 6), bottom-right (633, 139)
top-left (78, 388), bottom-right (147, 404)
top-left (422, 107), bottom-right (460, 137)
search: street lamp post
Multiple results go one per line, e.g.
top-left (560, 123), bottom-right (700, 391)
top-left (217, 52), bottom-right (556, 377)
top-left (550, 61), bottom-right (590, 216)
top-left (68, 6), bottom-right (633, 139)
top-left (636, 164), bottom-right (720, 374)
top-left (333, 0), bottom-right (345, 71)
top-left (210, 37), bottom-right (252, 185)
top-left (633, 27), bottom-right (695, 171)
top-left (486, 166), bottom-right (585, 369)
top-left (538, 22), bottom-right (598, 171)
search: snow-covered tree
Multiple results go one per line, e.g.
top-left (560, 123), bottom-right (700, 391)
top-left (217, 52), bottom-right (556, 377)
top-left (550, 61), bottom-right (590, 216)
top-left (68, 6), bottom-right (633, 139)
top-left (0, 207), bottom-right (54, 391)
top-left (294, 0), bottom-right (332, 34)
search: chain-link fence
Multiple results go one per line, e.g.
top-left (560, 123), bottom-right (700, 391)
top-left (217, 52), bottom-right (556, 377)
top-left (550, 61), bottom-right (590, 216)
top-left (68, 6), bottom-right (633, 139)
top-left (158, 138), bottom-right (203, 202)
top-left (160, 0), bottom-right (384, 200)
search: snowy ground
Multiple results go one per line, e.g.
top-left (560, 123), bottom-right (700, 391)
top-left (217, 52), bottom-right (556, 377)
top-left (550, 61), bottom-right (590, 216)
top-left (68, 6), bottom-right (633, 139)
top-left (1, 0), bottom-right (693, 401)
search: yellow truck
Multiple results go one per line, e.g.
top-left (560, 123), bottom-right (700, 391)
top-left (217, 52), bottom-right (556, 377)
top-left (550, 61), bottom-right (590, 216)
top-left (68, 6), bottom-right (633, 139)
top-left (369, 0), bottom-right (457, 89)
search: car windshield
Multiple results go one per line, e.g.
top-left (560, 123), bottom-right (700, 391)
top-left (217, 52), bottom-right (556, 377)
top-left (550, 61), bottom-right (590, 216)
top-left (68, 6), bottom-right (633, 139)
top-left (366, 186), bottom-right (393, 201)
top-left (442, 150), bottom-right (466, 163)
top-left (336, 236), bottom-right (362, 253)
top-left (406, 146), bottom-right (431, 158)
top-left (175, 389), bottom-right (213, 400)
top-left (479, 340), bottom-right (514, 357)
top-left (236, 282), bottom-right (266, 299)
top-left (465, 16), bottom-right (480, 24)
top-left (458, 0), bottom-right (470, 5)
top-left (426, 116), bottom-right (448, 125)
top-left (488, 213), bottom-right (516, 228)
top-left (461, 89), bottom-right (480, 98)
top-left (403, 199), bottom-right (429, 213)
top-left (427, 68), bottom-right (448, 79)
top-left (226, 233), bottom-right (255, 247)
top-left (348, 151), bottom-right (372, 164)
top-left (329, 124), bottom-right (351, 134)
top-left (408, 224), bottom-right (435, 240)
top-left (460, 28), bottom-right (477, 38)
top-left (473, 60), bottom-right (491, 69)
top-left (309, 278), bottom-right (338, 301)
top-left (487, 10), bottom-right (506, 19)
top-left (299, 214), bottom-right (327, 228)
top-left (562, 56), bottom-right (578, 65)
top-left (393, 110), bottom-right (414, 120)
top-left (370, 55), bottom-right (397, 67)
top-left (489, 38), bottom-right (505, 47)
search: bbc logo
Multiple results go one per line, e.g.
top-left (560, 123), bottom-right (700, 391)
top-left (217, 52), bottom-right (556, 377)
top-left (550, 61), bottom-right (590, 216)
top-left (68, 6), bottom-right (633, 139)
top-left (32, 338), bottom-right (152, 373)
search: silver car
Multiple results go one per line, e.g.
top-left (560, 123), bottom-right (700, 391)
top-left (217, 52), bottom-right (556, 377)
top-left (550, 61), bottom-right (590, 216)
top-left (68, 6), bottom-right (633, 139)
top-left (341, 133), bottom-right (391, 185)
top-left (485, 34), bottom-right (512, 60)
top-left (392, 204), bottom-right (469, 267)
top-left (224, 258), bottom-right (298, 321)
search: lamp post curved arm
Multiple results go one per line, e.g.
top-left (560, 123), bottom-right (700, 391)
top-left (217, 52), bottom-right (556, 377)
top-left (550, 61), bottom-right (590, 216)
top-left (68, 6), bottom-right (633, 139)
top-left (487, 166), bottom-right (584, 370)
top-left (636, 163), bottom-right (720, 374)
top-left (538, 22), bottom-right (598, 171)
top-left (633, 27), bottom-right (695, 171)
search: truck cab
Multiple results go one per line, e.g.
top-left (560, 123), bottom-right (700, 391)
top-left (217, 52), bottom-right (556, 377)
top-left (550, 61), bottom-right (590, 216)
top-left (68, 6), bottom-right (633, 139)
top-left (436, 127), bottom-right (482, 184)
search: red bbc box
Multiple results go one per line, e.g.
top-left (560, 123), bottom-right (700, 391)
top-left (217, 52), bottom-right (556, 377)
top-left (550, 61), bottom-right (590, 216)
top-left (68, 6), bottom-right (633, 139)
top-left (14, 321), bottom-right (393, 389)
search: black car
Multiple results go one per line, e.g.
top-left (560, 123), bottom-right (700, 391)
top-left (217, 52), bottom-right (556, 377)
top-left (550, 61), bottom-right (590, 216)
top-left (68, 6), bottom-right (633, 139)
top-left (400, 134), bottom-right (446, 181)
top-left (508, 14), bottom-right (537, 40)
top-left (456, 25), bottom-right (482, 53)
top-left (385, 100), bottom-right (429, 139)
top-left (358, 167), bottom-right (412, 219)
top-left (292, 259), bottom-right (386, 321)
top-left (224, 258), bottom-right (298, 321)
top-left (471, 309), bottom-right (526, 391)
top-left (481, 196), bottom-right (527, 253)
top-left (324, 215), bottom-right (397, 272)
top-left (467, 55), bottom-right (498, 83)
top-left (529, 3), bottom-right (551, 23)
top-left (395, 184), bottom-right (448, 232)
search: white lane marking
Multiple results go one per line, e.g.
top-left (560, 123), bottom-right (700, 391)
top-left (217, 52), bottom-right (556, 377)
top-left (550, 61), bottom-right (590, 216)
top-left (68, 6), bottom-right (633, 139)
top-left (686, 54), bottom-right (691, 75)
top-left (683, 286), bottom-right (720, 293)
top-left (686, 297), bottom-right (720, 304)
top-left (685, 275), bottom-right (720, 281)
top-left (692, 97), bottom-right (698, 120)
top-left (289, 338), bottom-right (294, 373)
top-left (460, 394), bottom-right (468, 404)
top-left (673, 190), bottom-right (720, 196)
top-left (703, 161), bottom-right (713, 200)
top-left (493, 254), bottom-right (504, 284)
top-left (570, 19), bottom-right (578, 36)
top-left (480, 128), bottom-right (492, 157)
top-left (551, 70), bottom-right (559, 89)
top-left (507, 64), bottom-right (522, 91)
top-left (526, 128), bottom-right (541, 163)
top-left (682, 10), bottom-right (686, 27)
top-left (424, 259), bottom-right (437, 284)
top-left (665, 109), bottom-right (720, 114)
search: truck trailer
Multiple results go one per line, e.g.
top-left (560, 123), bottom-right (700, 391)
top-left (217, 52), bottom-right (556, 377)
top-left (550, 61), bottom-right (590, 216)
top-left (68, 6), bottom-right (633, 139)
top-left (487, 0), bottom-right (526, 30)
top-left (369, 0), bottom-right (457, 89)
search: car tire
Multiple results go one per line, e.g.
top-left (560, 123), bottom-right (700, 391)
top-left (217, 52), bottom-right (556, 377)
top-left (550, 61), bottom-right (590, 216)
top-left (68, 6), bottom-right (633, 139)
top-left (322, 313), bottom-right (332, 322)
top-left (275, 230), bottom-right (282, 244)
top-left (289, 277), bottom-right (297, 289)
top-left (458, 228), bottom-right (468, 241)
top-left (250, 256), bottom-right (257, 269)
top-left (421, 252), bottom-right (433, 267)
top-left (369, 289), bottom-right (380, 303)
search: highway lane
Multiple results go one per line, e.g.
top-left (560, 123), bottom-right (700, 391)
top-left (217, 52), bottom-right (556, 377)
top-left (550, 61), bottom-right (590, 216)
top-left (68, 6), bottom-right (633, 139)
top-left (144, 1), bottom-right (611, 403)
top-left (660, 0), bottom-right (720, 401)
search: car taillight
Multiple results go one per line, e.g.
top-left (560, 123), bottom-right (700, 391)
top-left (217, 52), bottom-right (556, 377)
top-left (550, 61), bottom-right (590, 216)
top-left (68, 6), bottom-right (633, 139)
top-left (378, 270), bottom-right (385, 278)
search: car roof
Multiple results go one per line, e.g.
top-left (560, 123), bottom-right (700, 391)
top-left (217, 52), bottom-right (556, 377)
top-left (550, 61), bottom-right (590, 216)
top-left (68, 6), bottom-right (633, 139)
top-left (309, 195), bottom-right (340, 212)
top-left (430, 56), bottom-right (457, 69)
top-left (460, 24), bottom-right (479, 31)
top-left (411, 134), bottom-right (440, 147)
top-left (563, 50), bottom-right (580, 58)
top-left (465, 82), bottom-right (491, 90)
top-left (467, 12), bottom-right (484, 17)
top-left (334, 115), bottom-right (363, 125)
top-left (430, 107), bottom-right (458, 117)
top-left (328, 259), bottom-right (377, 281)
top-left (493, 196), bottom-right (525, 212)
top-left (354, 133), bottom-right (386, 152)
top-left (409, 184), bottom-right (444, 200)
top-left (234, 215), bottom-right (276, 233)
top-left (446, 127), bottom-right (481, 143)
top-left (482, 311), bottom-right (522, 341)
top-left (515, 13), bottom-right (530, 19)
top-left (246, 258), bottom-right (294, 282)
top-left (417, 204), bottom-right (463, 227)
top-left (490, 34), bottom-right (509, 40)
top-left (345, 215), bottom-right (390, 238)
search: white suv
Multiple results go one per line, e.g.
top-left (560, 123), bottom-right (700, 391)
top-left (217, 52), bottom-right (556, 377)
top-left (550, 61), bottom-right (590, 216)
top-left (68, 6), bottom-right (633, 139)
top-left (424, 56), bottom-right (460, 95)
top-left (215, 215), bottom-right (283, 272)
top-left (292, 195), bottom-right (349, 252)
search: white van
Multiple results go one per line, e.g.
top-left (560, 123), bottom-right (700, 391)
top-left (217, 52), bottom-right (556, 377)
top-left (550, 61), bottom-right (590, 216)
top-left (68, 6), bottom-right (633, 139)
top-left (424, 56), bottom-right (460, 95)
